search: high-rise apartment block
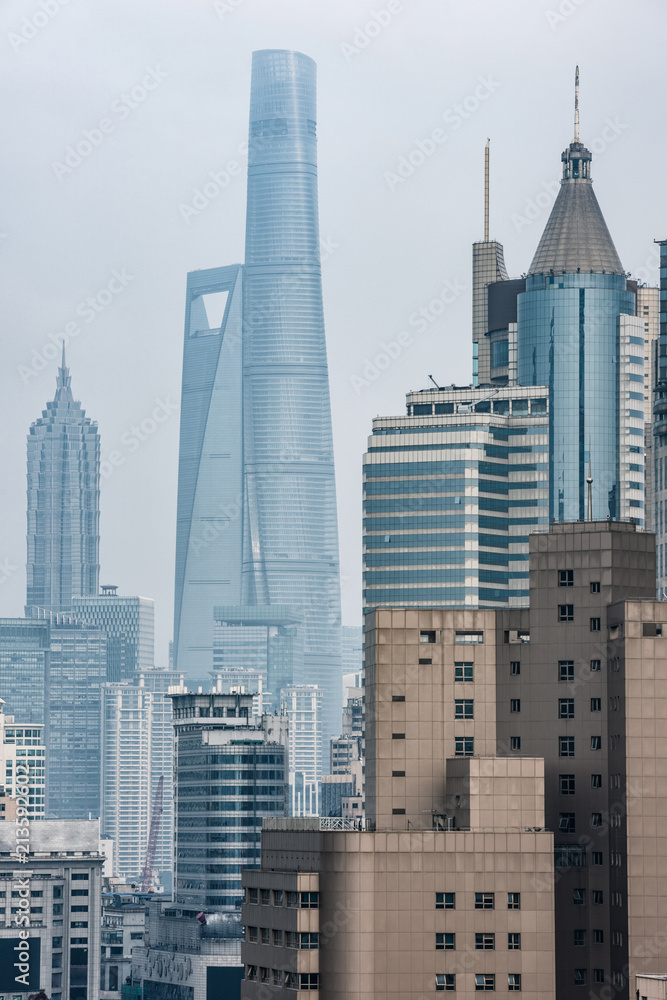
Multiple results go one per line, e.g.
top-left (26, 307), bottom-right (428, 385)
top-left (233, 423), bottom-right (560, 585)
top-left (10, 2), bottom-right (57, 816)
top-left (0, 819), bottom-right (104, 1000)
top-left (173, 50), bottom-right (342, 755)
top-left (652, 238), bottom-right (667, 592)
top-left (241, 521), bottom-right (667, 1000)
top-left (73, 588), bottom-right (155, 680)
top-left (26, 353), bottom-right (100, 614)
top-left (0, 699), bottom-right (45, 820)
top-left (281, 684), bottom-right (322, 817)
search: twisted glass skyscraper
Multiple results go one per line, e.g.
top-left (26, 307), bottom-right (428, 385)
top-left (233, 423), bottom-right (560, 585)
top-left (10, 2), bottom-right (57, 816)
top-left (174, 51), bottom-right (342, 751)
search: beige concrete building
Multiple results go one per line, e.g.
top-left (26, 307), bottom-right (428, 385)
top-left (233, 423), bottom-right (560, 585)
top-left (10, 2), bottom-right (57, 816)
top-left (638, 974), bottom-right (667, 1000)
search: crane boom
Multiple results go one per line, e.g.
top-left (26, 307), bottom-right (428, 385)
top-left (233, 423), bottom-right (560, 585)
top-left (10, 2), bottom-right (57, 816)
top-left (140, 775), bottom-right (164, 892)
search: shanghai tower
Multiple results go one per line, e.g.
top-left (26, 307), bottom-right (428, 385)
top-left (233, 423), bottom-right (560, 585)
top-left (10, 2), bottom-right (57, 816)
top-left (174, 51), bottom-right (342, 751)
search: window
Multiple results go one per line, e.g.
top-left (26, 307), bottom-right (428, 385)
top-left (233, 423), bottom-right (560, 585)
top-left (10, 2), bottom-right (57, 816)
top-left (53, 886), bottom-right (63, 899)
top-left (612, 931), bottom-right (624, 947)
top-left (559, 813), bottom-right (575, 833)
top-left (71, 874), bottom-right (88, 880)
top-left (273, 889), bottom-right (283, 906)
top-left (247, 927), bottom-right (257, 943)
top-left (455, 700), bottom-right (474, 720)
top-left (559, 570), bottom-right (574, 587)
top-left (593, 930), bottom-right (604, 944)
top-left (260, 927), bottom-right (270, 945)
top-left (52, 904), bottom-right (63, 915)
top-left (475, 893), bottom-right (495, 909)
top-left (455, 663), bottom-right (473, 682)
top-left (300, 892), bottom-right (319, 908)
top-left (455, 737), bottom-right (474, 756)
top-left (286, 892), bottom-right (298, 907)
top-left (392, 732), bottom-right (405, 740)
top-left (436, 933), bottom-right (455, 950)
top-left (574, 970), bottom-right (587, 986)
top-left (559, 660), bottom-right (574, 681)
top-left (590, 581), bottom-right (600, 593)
top-left (643, 623), bottom-right (663, 637)
top-left (260, 967), bottom-right (270, 984)
top-left (560, 774), bottom-right (575, 794)
top-left (392, 770), bottom-right (405, 777)
top-left (559, 699), bottom-right (574, 719)
top-left (476, 933), bottom-right (495, 950)
top-left (591, 736), bottom-right (602, 750)
top-left (299, 973), bottom-right (319, 990)
top-left (247, 888), bottom-right (258, 905)
top-left (574, 930), bottom-right (586, 947)
top-left (510, 737), bottom-right (521, 751)
top-left (420, 631), bottom-right (436, 643)
top-left (594, 970), bottom-right (605, 984)
top-left (436, 974), bottom-right (456, 991)
top-left (508, 974), bottom-right (522, 992)
top-left (71, 890), bottom-right (88, 897)
top-left (392, 808), bottom-right (405, 815)
top-left (475, 974), bottom-right (495, 991)
top-left (559, 737), bottom-right (575, 757)
top-left (260, 889), bottom-right (271, 905)
top-left (507, 893), bottom-right (521, 910)
top-left (392, 695), bottom-right (406, 702)
top-left (591, 813), bottom-right (602, 828)
top-left (285, 972), bottom-right (297, 988)
top-left (273, 929), bottom-right (283, 947)
top-left (590, 618), bottom-right (601, 632)
top-left (592, 852), bottom-right (603, 866)
top-left (246, 966), bottom-right (257, 982)
top-left (273, 970), bottom-right (283, 987)
top-left (455, 631), bottom-right (483, 643)
top-left (436, 892), bottom-right (455, 909)
top-left (590, 698), bottom-right (601, 712)
top-left (573, 889), bottom-right (585, 905)
top-left (591, 774), bottom-right (602, 788)
top-left (508, 933), bottom-right (521, 950)
top-left (590, 659), bottom-right (601, 672)
top-left (510, 661), bottom-right (520, 675)
top-left (593, 891), bottom-right (604, 904)
top-left (286, 931), bottom-right (298, 949)
top-left (419, 658), bottom-right (432, 664)
top-left (52, 937), bottom-right (62, 948)
top-left (300, 932), bottom-right (319, 949)
top-left (510, 699), bottom-right (521, 713)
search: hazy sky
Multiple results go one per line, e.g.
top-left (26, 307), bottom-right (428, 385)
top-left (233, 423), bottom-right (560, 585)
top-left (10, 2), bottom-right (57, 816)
top-left (1, 0), bottom-right (664, 662)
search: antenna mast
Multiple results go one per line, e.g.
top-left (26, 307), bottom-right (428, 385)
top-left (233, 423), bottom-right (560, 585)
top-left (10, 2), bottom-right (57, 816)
top-left (573, 65), bottom-right (580, 142)
top-left (484, 139), bottom-right (490, 242)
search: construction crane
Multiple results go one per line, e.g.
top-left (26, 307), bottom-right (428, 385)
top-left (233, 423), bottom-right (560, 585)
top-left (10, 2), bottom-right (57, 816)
top-left (140, 775), bottom-right (164, 892)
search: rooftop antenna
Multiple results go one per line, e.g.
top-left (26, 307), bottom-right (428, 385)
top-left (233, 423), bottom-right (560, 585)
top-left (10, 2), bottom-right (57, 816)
top-left (573, 65), bottom-right (580, 142)
top-left (586, 450), bottom-right (593, 522)
top-left (484, 139), bottom-right (490, 242)
top-left (428, 374), bottom-right (441, 390)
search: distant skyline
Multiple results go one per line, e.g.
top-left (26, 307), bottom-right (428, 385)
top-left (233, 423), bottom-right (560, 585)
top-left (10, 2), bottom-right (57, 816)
top-left (1, 0), bottom-right (665, 659)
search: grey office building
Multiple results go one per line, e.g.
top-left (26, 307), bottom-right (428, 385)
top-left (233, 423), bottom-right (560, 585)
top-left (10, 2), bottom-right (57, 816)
top-left (173, 50), bottom-right (342, 755)
top-left (73, 588), bottom-right (155, 680)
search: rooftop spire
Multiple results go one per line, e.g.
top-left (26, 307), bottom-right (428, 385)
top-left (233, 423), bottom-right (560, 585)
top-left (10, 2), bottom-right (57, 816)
top-left (484, 139), bottom-right (490, 242)
top-left (573, 65), bottom-right (580, 142)
top-left (55, 344), bottom-right (73, 402)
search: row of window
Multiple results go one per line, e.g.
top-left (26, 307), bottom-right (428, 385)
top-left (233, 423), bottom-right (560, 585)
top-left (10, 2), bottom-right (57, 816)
top-left (437, 932), bottom-right (521, 950)
top-left (445, 697), bottom-right (604, 719)
top-left (558, 607), bottom-right (601, 630)
top-left (558, 812), bottom-right (622, 833)
top-left (559, 737), bottom-right (602, 755)
top-left (427, 659), bottom-right (604, 683)
top-left (436, 892), bottom-right (520, 910)
top-left (245, 968), bottom-right (318, 989)
top-left (436, 973), bottom-right (522, 992)
top-left (558, 570), bottom-right (600, 592)
top-left (245, 888), bottom-right (319, 908)
top-left (559, 774), bottom-right (603, 792)
top-left (247, 928), bottom-right (318, 949)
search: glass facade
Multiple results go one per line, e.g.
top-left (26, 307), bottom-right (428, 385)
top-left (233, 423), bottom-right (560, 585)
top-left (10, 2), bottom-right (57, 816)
top-left (174, 51), bottom-right (342, 757)
top-left (0, 619), bottom-right (50, 724)
top-left (171, 691), bottom-right (287, 915)
top-left (518, 272), bottom-right (638, 523)
top-left (72, 593), bottom-right (155, 681)
top-left (26, 356), bottom-right (100, 614)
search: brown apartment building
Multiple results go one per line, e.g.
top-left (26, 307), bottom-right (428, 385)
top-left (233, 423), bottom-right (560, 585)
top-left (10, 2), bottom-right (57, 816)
top-left (241, 521), bottom-right (667, 1000)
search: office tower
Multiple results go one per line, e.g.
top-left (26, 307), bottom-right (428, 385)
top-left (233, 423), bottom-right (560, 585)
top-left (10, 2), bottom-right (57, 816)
top-left (47, 618), bottom-right (107, 820)
top-left (169, 688), bottom-right (288, 914)
top-left (0, 618), bottom-right (50, 724)
top-left (173, 51), bottom-right (342, 756)
top-left (0, 699), bottom-right (45, 819)
top-left (212, 605), bottom-right (300, 706)
top-left (652, 239), bottom-right (667, 592)
top-left (0, 818), bottom-right (103, 1000)
top-left (26, 351), bottom-right (100, 614)
top-left (101, 669), bottom-right (180, 880)
top-left (363, 383), bottom-right (548, 610)
top-left (73, 588), bottom-right (155, 680)
top-left (281, 684), bottom-right (322, 817)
